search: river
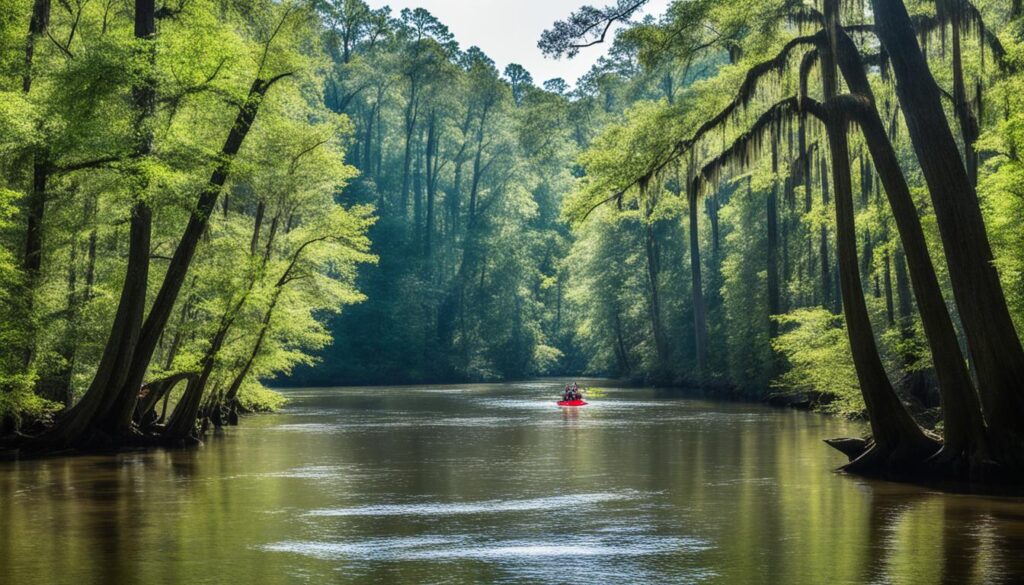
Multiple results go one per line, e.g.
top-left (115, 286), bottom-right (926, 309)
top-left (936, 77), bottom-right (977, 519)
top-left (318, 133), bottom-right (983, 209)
top-left (2, 381), bottom-right (1023, 584)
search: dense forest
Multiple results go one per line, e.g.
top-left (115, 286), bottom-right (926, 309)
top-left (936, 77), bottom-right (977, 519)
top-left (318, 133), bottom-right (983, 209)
top-left (2, 0), bottom-right (1024, 482)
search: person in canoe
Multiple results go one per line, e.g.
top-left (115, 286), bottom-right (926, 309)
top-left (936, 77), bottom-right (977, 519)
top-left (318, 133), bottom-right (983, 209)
top-left (559, 382), bottom-right (588, 405)
top-left (562, 382), bottom-right (583, 401)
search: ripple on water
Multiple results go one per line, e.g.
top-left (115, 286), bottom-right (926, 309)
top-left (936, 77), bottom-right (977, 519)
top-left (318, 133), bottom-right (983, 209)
top-left (263, 533), bottom-right (710, 561)
top-left (261, 465), bottom-right (360, 480)
top-left (304, 492), bottom-right (637, 517)
top-left (271, 422), bottom-right (345, 433)
top-left (271, 416), bottom-right (533, 433)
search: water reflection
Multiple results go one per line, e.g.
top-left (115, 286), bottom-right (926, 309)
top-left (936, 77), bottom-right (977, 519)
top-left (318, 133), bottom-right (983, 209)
top-left (0, 381), bottom-right (1022, 584)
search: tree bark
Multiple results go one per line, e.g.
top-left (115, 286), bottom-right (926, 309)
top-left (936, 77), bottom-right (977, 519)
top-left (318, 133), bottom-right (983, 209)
top-left (818, 151), bottom-right (834, 312)
top-left (870, 0), bottom-right (1024, 443)
top-left (413, 125), bottom-right (424, 246)
top-left (950, 13), bottom-right (980, 187)
top-left (894, 246), bottom-right (913, 331)
top-left (826, 22), bottom-right (988, 470)
top-left (823, 109), bottom-right (936, 470)
top-left (883, 249), bottom-right (894, 326)
top-left (767, 135), bottom-right (781, 344)
top-left (642, 217), bottom-right (669, 378)
top-left (30, 0), bottom-right (157, 448)
top-left (111, 72), bottom-right (290, 436)
top-left (818, 2), bottom-right (938, 471)
top-left (401, 80), bottom-right (418, 217)
top-left (689, 182), bottom-right (709, 377)
top-left (163, 321), bottom-right (228, 441)
top-left (424, 112), bottom-right (437, 257)
top-left (22, 0), bottom-right (50, 93)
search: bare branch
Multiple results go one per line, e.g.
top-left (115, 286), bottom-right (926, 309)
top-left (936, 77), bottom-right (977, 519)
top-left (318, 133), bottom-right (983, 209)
top-left (539, 0), bottom-right (650, 58)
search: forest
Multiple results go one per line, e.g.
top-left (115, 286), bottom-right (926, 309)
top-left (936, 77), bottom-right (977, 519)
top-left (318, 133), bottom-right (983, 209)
top-left (2, 0), bottom-right (1024, 485)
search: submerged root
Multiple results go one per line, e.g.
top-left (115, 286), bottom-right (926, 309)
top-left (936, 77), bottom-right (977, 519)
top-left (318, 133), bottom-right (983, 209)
top-left (825, 436), bottom-right (870, 459)
top-left (825, 432), bottom-right (1024, 489)
top-left (1, 421), bottom-right (208, 459)
top-left (828, 432), bottom-right (942, 479)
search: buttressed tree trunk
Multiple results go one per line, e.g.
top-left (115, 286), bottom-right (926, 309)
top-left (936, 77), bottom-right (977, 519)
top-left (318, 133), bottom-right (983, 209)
top-left (110, 71), bottom-right (293, 438)
top-left (817, 1), bottom-right (937, 471)
top-left (33, 0), bottom-right (156, 448)
top-left (870, 0), bottom-right (1024, 446)
top-left (822, 107), bottom-right (938, 473)
top-left (831, 28), bottom-right (989, 471)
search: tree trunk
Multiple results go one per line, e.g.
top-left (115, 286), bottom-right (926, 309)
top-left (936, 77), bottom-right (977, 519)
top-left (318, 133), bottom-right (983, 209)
top-left (870, 0), bottom-right (1024, 444)
top-left (688, 181), bottom-right (709, 377)
top-left (401, 83), bottom-right (418, 217)
top-left (39, 202), bottom-right (151, 447)
top-left (613, 308), bottom-right (630, 375)
top-left (818, 4), bottom-right (938, 472)
top-left (767, 137), bottom-right (781, 343)
top-left (831, 22), bottom-right (988, 471)
top-left (799, 117), bottom-right (816, 307)
top-left (19, 160), bottom-right (50, 366)
top-left (823, 111), bottom-right (937, 472)
top-left (224, 312), bottom-right (272, 404)
top-left (883, 249), bottom-right (894, 326)
top-left (950, 14), bottom-right (980, 187)
top-left (111, 73), bottom-right (289, 436)
top-left (425, 113), bottom-right (437, 258)
top-left (250, 201), bottom-right (265, 256)
top-left (22, 0), bottom-right (50, 93)
top-left (133, 372), bottom-right (196, 426)
top-left (413, 125), bottom-right (424, 247)
top-left (163, 321), bottom-right (228, 442)
top-left (643, 219), bottom-right (669, 378)
top-left (22, 161), bottom-right (48, 277)
top-left (819, 151), bottom-right (834, 312)
top-left (31, 0), bottom-right (157, 449)
top-left (894, 246), bottom-right (913, 331)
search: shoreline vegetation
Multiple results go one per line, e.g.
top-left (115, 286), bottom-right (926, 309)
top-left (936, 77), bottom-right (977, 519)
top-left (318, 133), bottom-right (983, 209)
top-left (2, 0), bottom-right (1024, 491)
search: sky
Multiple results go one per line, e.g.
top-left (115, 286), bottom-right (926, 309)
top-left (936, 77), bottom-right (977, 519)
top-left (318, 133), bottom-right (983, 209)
top-left (365, 0), bottom-right (673, 87)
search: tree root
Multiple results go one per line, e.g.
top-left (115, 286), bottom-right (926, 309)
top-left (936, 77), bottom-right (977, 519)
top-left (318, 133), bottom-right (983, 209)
top-left (824, 436), bottom-right (870, 459)
top-left (825, 432), bottom-right (1024, 490)
top-left (1, 423), bottom-right (208, 459)
top-left (826, 432), bottom-right (941, 478)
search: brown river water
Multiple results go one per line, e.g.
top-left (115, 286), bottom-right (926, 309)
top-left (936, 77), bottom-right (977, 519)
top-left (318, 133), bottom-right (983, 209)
top-left (2, 380), bottom-right (1024, 584)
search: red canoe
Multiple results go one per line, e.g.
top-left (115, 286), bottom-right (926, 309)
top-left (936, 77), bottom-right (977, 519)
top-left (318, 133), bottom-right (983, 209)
top-left (557, 399), bottom-right (588, 407)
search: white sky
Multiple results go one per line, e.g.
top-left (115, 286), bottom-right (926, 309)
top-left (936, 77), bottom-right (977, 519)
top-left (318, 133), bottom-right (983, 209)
top-left (365, 0), bottom-right (674, 88)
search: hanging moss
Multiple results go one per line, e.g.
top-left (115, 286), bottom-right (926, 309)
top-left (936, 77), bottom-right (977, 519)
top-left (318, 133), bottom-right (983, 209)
top-left (912, 5), bottom-right (1010, 73)
top-left (625, 33), bottom-right (827, 203)
top-left (693, 97), bottom-right (813, 198)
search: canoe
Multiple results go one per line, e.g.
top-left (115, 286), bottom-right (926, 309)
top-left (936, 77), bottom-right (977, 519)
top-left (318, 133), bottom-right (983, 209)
top-left (557, 399), bottom-right (588, 407)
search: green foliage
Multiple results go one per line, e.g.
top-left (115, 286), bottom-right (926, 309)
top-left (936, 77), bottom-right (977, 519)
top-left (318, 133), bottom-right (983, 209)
top-left (4, 0), bottom-right (1024, 438)
top-left (771, 308), bottom-right (862, 416)
top-left (283, 1), bottom-right (581, 385)
top-left (0, 0), bottom-right (375, 426)
top-left (236, 380), bottom-right (287, 413)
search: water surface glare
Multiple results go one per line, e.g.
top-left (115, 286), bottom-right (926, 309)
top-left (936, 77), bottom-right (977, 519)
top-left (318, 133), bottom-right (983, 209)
top-left (2, 381), bottom-right (1024, 584)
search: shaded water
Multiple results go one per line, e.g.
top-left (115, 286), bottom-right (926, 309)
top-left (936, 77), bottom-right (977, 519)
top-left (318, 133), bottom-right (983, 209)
top-left (2, 381), bottom-right (1024, 584)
